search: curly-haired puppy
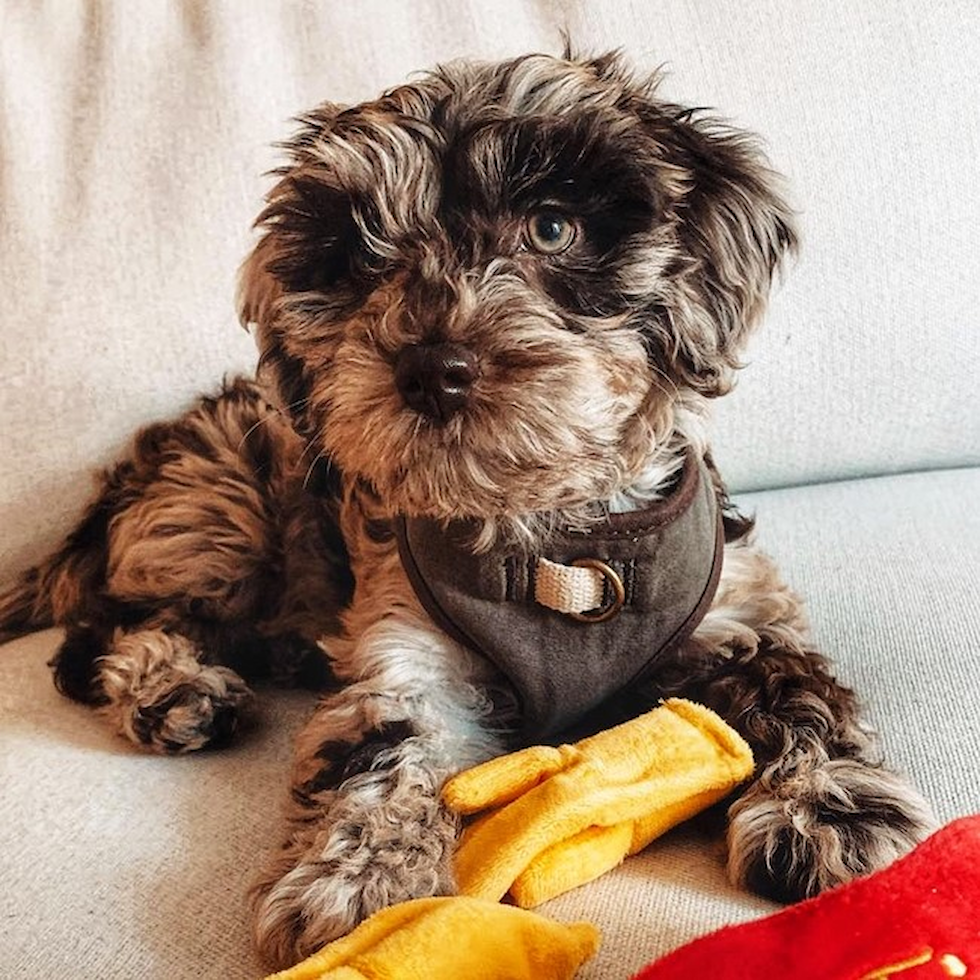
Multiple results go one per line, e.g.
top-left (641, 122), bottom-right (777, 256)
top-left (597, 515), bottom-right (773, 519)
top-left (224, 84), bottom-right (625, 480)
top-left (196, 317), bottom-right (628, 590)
top-left (0, 50), bottom-right (935, 969)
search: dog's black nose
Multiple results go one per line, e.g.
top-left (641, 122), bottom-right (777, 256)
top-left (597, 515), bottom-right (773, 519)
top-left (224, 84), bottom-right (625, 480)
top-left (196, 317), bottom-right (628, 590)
top-left (394, 342), bottom-right (479, 423)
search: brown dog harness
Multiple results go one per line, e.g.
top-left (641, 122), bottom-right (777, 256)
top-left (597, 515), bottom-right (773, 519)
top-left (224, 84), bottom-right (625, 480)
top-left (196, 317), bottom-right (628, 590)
top-left (395, 452), bottom-right (724, 739)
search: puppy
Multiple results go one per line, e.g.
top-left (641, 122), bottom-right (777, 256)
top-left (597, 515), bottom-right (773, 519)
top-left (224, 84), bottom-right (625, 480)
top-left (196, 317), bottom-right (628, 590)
top-left (0, 50), bottom-right (935, 969)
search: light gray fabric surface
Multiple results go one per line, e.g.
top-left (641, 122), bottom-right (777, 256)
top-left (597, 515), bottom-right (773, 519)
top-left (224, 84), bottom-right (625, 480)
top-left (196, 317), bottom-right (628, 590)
top-left (2, 0), bottom-right (979, 580)
top-left (2, 467), bottom-right (977, 979)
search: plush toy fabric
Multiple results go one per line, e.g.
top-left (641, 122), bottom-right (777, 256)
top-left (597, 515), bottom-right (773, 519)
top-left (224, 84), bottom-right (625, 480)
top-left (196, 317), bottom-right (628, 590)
top-left (263, 896), bottom-right (599, 980)
top-left (443, 698), bottom-right (755, 907)
top-left (262, 700), bottom-right (751, 980)
top-left (631, 814), bottom-right (980, 980)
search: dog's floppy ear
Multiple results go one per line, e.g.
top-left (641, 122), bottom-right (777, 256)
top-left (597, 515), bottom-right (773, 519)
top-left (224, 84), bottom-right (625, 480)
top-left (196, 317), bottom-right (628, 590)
top-left (238, 100), bottom-right (354, 325)
top-left (237, 104), bottom-right (355, 437)
top-left (237, 229), bottom-right (282, 336)
top-left (237, 177), bottom-right (325, 441)
top-left (636, 96), bottom-right (798, 396)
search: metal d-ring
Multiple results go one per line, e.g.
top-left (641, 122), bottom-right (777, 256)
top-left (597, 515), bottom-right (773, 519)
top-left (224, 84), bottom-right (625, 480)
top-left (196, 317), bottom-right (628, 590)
top-left (568, 558), bottom-right (626, 623)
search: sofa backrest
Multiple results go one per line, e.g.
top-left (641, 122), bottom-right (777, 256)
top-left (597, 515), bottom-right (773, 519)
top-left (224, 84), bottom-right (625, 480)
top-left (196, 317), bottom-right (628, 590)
top-left (1, 0), bottom-right (977, 579)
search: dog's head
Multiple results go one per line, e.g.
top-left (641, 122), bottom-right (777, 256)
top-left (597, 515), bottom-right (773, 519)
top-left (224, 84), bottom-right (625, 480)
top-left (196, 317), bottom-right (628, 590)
top-left (240, 51), bottom-right (796, 526)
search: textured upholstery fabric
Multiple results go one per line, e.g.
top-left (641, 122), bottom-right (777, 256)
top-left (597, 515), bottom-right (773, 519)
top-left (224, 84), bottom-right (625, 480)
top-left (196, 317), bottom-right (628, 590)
top-left (1, 2), bottom-right (978, 978)
top-left (3, 468), bottom-right (978, 979)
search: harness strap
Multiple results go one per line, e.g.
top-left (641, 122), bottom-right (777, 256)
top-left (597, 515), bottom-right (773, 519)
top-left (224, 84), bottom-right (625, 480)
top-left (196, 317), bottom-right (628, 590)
top-left (534, 557), bottom-right (604, 615)
top-left (394, 450), bottom-right (722, 739)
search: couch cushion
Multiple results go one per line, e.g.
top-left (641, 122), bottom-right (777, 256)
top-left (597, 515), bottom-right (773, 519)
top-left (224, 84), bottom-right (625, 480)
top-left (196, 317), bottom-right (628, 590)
top-left (2, 466), bottom-right (976, 979)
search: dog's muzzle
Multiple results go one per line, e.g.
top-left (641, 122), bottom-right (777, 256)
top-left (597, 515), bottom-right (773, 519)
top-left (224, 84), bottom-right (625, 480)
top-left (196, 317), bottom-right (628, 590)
top-left (394, 342), bottom-right (479, 423)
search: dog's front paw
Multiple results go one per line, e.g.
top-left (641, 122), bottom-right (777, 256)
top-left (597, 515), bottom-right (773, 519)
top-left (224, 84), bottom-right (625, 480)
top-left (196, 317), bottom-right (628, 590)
top-left (251, 771), bottom-right (460, 970)
top-left (726, 757), bottom-right (937, 903)
top-left (98, 629), bottom-right (253, 753)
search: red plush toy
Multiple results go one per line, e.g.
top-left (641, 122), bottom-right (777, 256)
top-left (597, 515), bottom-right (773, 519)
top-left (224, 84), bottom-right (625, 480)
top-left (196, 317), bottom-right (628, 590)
top-left (633, 815), bottom-right (980, 980)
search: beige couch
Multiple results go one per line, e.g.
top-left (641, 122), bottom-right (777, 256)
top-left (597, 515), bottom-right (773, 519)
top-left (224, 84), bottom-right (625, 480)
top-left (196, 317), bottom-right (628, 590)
top-left (2, 2), bottom-right (979, 977)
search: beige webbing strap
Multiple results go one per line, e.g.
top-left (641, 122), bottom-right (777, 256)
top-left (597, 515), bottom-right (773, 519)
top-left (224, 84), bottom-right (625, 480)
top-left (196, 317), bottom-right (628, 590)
top-left (534, 557), bottom-right (627, 623)
top-left (534, 557), bottom-right (605, 615)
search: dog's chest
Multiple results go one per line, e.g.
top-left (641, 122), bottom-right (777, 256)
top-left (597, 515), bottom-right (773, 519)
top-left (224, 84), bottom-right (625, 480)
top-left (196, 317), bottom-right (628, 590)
top-left (394, 452), bottom-right (724, 739)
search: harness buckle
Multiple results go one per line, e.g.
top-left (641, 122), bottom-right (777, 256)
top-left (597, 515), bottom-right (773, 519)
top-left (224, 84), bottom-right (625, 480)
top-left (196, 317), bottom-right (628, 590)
top-left (567, 558), bottom-right (626, 623)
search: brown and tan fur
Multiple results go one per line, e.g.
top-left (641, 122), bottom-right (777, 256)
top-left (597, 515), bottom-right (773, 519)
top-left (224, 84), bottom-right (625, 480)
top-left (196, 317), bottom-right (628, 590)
top-left (0, 51), bottom-right (934, 969)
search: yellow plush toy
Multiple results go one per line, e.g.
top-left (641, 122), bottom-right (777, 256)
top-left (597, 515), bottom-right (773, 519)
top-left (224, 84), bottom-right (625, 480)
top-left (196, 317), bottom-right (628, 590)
top-left (265, 896), bottom-right (599, 980)
top-left (443, 698), bottom-right (755, 907)
top-left (265, 700), bottom-right (754, 980)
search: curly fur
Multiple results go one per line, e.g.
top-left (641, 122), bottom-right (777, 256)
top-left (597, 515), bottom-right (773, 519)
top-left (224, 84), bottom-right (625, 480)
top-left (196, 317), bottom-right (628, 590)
top-left (0, 49), bottom-right (935, 970)
top-left (98, 628), bottom-right (254, 752)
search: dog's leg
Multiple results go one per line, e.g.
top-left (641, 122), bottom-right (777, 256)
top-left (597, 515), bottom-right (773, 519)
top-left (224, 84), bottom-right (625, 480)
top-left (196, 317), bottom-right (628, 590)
top-left (668, 540), bottom-right (936, 902)
top-left (250, 618), bottom-right (503, 970)
top-left (52, 621), bottom-right (334, 754)
top-left (29, 377), bottom-right (347, 751)
top-left (90, 628), bottom-right (254, 753)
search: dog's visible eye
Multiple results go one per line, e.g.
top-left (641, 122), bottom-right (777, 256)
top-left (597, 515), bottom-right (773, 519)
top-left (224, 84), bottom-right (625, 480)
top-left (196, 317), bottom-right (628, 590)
top-left (524, 211), bottom-right (578, 254)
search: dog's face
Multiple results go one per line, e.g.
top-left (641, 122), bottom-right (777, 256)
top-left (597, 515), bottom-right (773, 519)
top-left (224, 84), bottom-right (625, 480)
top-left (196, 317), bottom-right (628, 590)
top-left (240, 52), bottom-right (795, 523)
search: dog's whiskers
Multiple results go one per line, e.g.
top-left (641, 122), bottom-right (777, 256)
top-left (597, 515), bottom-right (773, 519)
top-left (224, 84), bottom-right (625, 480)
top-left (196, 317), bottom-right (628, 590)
top-left (237, 411), bottom-right (283, 451)
top-left (301, 449), bottom-right (327, 490)
top-left (236, 397), bottom-right (310, 452)
top-left (296, 433), bottom-right (321, 468)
